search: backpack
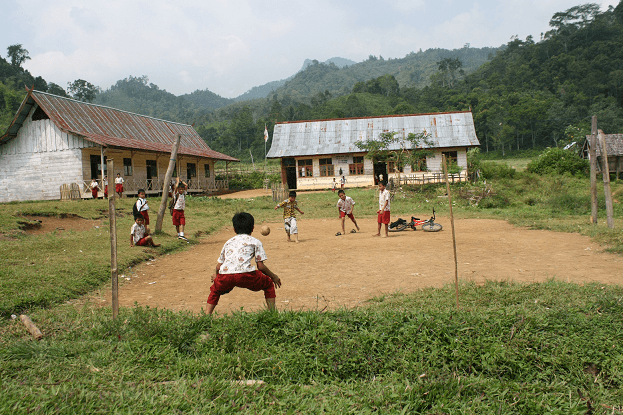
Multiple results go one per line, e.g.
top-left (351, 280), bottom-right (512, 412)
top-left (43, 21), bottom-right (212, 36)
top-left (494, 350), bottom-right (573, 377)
top-left (168, 194), bottom-right (177, 215)
top-left (132, 199), bottom-right (140, 217)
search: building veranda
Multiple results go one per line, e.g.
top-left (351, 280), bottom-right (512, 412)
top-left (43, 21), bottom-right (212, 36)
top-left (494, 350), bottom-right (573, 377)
top-left (0, 89), bottom-right (238, 202)
top-left (266, 111), bottom-right (481, 190)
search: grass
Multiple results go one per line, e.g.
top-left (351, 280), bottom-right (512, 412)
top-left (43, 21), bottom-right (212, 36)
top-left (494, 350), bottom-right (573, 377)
top-left (2, 171), bottom-right (623, 412)
top-left (1, 281), bottom-right (622, 413)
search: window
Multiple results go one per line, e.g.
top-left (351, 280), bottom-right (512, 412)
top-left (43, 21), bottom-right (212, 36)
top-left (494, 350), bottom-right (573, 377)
top-left (319, 158), bottom-right (334, 177)
top-left (388, 161), bottom-right (404, 173)
top-left (298, 159), bottom-right (313, 177)
top-left (123, 158), bottom-right (133, 176)
top-left (187, 163), bottom-right (197, 178)
top-left (204, 164), bottom-right (211, 178)
top-left (442, 151), bottom-right (458, 165)
top-left (349, 156), bottom-right (364, 175)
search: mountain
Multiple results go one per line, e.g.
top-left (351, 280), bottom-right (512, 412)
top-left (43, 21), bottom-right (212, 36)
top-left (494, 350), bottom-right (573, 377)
top-left (234, 79), bottom-right (289, 102)
top-left (301, 57), bottom-right (358, 71)
top-left (181, 88), bottom-right (233, 109)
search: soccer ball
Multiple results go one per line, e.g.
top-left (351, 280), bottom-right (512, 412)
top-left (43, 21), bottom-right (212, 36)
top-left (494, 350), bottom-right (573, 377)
top-left (261, 225), bottom-right (270, 236)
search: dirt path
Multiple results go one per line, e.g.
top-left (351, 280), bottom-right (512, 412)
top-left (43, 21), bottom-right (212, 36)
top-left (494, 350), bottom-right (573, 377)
top-left (97, 217), bottom-right (623, 314)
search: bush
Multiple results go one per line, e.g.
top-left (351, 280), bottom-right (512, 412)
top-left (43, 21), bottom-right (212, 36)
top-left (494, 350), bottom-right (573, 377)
top-left (478, 161), bottom-right (516, 180)
top-left (526, 148), bottom-right (589, 176)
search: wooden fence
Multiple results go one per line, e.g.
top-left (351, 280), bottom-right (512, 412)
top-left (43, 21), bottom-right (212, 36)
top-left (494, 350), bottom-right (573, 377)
top-left (271, 183), bottom-right (289, 202)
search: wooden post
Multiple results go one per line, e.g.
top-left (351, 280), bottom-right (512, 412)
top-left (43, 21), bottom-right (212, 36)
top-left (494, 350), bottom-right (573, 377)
top-left (107, 159), bottom-right (119, 320)
top-left (598, 129), bottom-right (615, 229)
top-left (156, 134), bottom-right (182, 233)
top-left (442, 155), bottom-right (460, 309)
top-left (590, 116), bottom-right (598, 224)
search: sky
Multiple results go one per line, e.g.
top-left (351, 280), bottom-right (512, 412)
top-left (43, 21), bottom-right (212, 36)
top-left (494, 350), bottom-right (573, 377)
top-left (2, 0), bottom-right (619, 98)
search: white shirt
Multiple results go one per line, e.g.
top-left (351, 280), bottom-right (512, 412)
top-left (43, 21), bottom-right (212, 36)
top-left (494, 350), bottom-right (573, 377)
top-left (136, 198), bottom-right (149, 212)
top-left (379, 189), bottom-right (391, 211)
top-left (340, 177), bottom-right (346, 184)
top-left (90, 180), bottom-right (98, 189)
top-left (173, 192), bottom-right (186, 210)
top-left (337, 196), bottom-right (355, 214)
top-left (115, 177), bottom-right (124, 184)
top-left (218, 234), bottom-right (268, 274)
top-left (130, 223), bottom-right (146, 243)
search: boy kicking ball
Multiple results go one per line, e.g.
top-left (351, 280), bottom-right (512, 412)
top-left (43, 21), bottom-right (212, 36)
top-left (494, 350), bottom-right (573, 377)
top-left (275, 190), bottom-right (304, 243)
top-left (207, 212), bottom-right (282, 314)
top-left (336, 189), bottom-right (360, 236)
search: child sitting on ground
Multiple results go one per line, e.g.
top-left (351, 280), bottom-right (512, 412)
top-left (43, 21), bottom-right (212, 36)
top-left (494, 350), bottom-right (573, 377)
top-left (275, 190), bottom-right (304, 242)
top-left (130, 215), bottom-right (160, 247)
top-left (207, 212), bottom-right (282, 314)
top-left (336, 189), bottom-right (360, 235)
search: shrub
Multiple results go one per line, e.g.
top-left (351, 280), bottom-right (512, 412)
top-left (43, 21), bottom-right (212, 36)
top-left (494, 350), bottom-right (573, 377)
top-left (526, 148), bottom-right (589, 176)
top-left (478, 161), bottom-right (516, 180)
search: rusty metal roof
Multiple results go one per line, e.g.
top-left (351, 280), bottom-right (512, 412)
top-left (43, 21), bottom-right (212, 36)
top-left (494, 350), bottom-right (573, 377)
top-left (585, 133), bottom-right (623, 157)
top-left (0, 89), bottom-right (239, 162)
top-left (266, 111), bottom-right (480, 158)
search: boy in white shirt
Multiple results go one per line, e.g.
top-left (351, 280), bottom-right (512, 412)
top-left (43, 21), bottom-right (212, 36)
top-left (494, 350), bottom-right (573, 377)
top-left (375, 180), bottom-right (391, 237)
top-left (336, 189), bottom-right (360, 235)
top-left (114, 173), bottom-right (124, 198)
top-left (130, 215), bottom-right (160, 247)
top-left (207, 212), bottom-right (282, 314)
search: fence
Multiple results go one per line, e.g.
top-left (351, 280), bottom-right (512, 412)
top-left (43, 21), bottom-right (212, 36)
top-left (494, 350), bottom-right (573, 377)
top-left (271, 183), bottom-right (289, 202)
top-left (79, 177), bottom-right (229, 198)
top-left (395, 172), bottom-right (466, 186)
top-left (60, 183), bottom-right (82, 200)
top-left (215, 164), bottom-right (280, 178)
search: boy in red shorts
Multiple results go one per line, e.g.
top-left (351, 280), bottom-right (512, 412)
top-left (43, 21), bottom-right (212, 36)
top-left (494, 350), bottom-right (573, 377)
top-left (130, 215), bottom-right (160, 247)
top-left (134, 189), bottom-right (150, 225)
top-left (336, 189), bottom-right (360, 235)
top-left (171, 179), bottom-right (188, 241)
top-left (207, 212), bottom-right (282, 314)
top-left (375, 180), bottom-right (390, 237)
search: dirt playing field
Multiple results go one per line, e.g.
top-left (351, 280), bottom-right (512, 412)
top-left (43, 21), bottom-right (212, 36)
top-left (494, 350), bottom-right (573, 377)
top-left (95, 214), bottom-right (623, 315)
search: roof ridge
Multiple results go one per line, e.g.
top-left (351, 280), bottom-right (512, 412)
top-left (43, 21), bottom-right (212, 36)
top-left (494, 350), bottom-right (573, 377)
top-left (275, 110), bottom-right (473, 125)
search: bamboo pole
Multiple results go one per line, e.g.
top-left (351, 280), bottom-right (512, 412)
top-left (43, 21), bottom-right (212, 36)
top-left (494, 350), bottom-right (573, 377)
top-left (19, 314), bottom-right (43, 340)
top-left (155, 134), bottom-right (182, 233)
top-left (598, 129), bottom-right (615, 229)
top-left (590, 116), bottom-right (598, 224)
top-left (100, 146), bottom-right (105, 198)
top-left (107, 159), bottom-right (119, 319)
top-left (442, 155), bottom-right (460, 308)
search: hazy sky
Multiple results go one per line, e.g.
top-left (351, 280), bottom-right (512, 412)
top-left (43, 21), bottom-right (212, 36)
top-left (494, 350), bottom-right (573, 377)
top-left (2, 0), bottom-right (619, 98)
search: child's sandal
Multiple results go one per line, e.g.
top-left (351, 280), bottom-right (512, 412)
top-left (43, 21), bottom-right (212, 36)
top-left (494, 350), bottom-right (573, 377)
top-left (335, 232), bottom-right (342, 236)
top-left (350, 229), bottom-right (357, 233)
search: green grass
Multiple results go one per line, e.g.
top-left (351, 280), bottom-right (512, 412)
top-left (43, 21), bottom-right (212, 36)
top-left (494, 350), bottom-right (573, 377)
top-left (2, 172), bottom-right (623, 412)
top-left (1, 281), bottom-right (622, 413)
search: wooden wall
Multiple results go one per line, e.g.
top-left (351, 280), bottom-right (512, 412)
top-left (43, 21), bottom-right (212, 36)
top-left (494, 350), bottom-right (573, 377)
top-left (0, 106), bottom-right (94, 203)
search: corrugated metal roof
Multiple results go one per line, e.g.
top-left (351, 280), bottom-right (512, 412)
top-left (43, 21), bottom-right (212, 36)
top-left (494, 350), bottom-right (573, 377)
top-left (585, 133), bottom-right (623, 157)
top-left (0, 89), bottom-right (239, 162)
top-left (266, 111), bottom-right (480, 158)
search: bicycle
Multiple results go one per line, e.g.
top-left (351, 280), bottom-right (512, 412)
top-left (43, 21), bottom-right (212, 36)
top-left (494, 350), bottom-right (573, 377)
top-left (388, 208), bottom-right (443, 232)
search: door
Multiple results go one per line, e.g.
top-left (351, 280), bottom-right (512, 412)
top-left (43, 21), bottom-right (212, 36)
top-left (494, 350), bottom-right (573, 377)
top-left (146, 160), bottom-right (158, 190)
top-left (90, 154), bottom-right (107, 179)
top-left (373, 161), bottom-right (387, 185)
top-left (282, 158), bottom-right (297, 190)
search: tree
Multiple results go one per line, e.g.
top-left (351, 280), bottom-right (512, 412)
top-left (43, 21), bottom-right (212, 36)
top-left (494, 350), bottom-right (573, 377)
top-left (47, 83), bottom-right (69, 98)
top-left (355, 130), bottom-right (433, 170)
top-left (6, 44), bottom-right (30, 68)
top-left (67, 79), bottom-right (99, 103)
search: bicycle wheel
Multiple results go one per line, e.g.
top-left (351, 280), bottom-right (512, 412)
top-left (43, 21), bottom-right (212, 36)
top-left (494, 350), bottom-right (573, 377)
top-left (389, 223), bottom-right (409, 232)
top-left (422, 222), bottom-right (442, 232)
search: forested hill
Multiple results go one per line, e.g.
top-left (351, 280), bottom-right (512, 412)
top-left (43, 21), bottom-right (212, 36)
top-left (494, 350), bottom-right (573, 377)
top-left (266, 46), bottom-right (500, 102)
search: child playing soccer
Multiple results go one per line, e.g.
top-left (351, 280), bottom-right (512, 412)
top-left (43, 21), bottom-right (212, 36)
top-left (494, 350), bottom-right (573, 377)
top-left (336, 189), bottom-right (360, 235)
top-left (274, 190), bottom-right (304, 242)
top-left (207, 212), bottom-right (281, 314)
top-left (375, 180), bottom-right (391, 238)
top-left (130, 215), bottom-right (160, 247)
top-left (114, 173), bottom-right (124, 198)
top-left (171, 179), bottom-right (188, 241)
top-left (134, 189), bottom-right (150, 225)
top-left (90, 178), bottom-right (99, 199)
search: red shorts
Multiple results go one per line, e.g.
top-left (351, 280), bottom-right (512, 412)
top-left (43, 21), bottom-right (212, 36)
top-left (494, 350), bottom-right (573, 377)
top-left (378, 210), bottom-right (390, 224)
top-left (172, 209), bottom-right (185, 226)
top-left (140, 211), bottom-right (150, 225)
top-left (91, 188), bottom-right (98, 198)
top-left (208, 270), bottom-right (276, 305)
top-left (340, 211), bottom-right (355, 220)
top-left (136, 237), bottom-right (149, 246)
top-left (104, 186), bottom-right (108, 197)
top-left (115, 184), bottom-right (123, 193)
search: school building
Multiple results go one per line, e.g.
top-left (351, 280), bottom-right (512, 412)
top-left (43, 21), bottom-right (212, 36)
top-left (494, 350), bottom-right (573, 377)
top-left (266, 111), bottom-right (481, 190)
top-left (0, 88), bottom-right (238, 203)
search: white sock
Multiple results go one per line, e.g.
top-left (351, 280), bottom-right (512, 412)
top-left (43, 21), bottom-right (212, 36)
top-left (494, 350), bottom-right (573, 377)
top-left (180, 232), bottom-right (184, 237)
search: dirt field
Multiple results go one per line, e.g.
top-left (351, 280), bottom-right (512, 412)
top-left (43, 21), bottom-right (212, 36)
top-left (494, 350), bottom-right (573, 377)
top-left (96, 216), bottom-right (623, 315)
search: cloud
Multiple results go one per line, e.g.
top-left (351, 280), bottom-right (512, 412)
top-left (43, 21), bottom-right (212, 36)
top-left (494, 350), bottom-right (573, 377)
top-left (12, 0), bottom-right (621, 98)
